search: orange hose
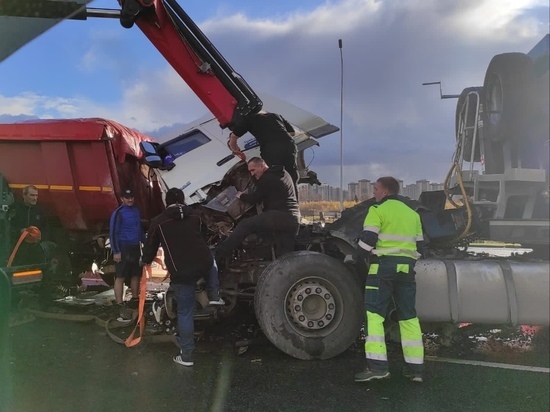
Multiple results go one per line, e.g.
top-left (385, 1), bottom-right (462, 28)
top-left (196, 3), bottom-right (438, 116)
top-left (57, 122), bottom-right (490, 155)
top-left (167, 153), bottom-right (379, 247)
top-left (124, 265), bottom-right (150, 347)
top-left (7, 226), bottom-right (42, 267)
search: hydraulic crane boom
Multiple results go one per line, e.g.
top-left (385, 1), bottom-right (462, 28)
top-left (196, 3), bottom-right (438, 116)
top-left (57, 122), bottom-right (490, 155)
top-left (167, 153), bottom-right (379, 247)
top-left (0, 0), bottom-right (262, 129)
top-left (118, 0), bottom-right (262, 129)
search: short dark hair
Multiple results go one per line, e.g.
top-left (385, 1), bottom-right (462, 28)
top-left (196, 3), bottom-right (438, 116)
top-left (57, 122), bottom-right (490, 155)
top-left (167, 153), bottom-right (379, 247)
top-left (165, 187), bottom-right (185, 205)
top-left (377, 176), bottom-right (400, 195)
top-left (22, 185), bottom-right (38, 195)
top-left (247, 157), bottom-right (266, 166)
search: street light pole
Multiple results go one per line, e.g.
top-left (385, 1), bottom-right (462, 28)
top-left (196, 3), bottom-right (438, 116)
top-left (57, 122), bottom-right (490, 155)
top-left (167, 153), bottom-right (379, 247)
top-left (338, 38), bottom-right (344, 213)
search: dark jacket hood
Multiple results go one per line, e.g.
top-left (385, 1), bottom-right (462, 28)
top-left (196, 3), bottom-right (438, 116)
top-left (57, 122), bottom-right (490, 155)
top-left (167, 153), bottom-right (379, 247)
top-left (165, 204), bottom-right (192, 220)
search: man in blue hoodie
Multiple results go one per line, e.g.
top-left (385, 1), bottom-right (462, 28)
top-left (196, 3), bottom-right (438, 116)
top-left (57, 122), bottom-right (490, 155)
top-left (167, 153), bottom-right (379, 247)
top-left (109, 188), bottom-right (143, 319)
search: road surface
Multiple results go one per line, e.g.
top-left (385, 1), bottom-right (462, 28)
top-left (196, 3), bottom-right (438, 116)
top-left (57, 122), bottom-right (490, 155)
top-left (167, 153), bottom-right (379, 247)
top-left (2, 317), bottom-right (548, 412)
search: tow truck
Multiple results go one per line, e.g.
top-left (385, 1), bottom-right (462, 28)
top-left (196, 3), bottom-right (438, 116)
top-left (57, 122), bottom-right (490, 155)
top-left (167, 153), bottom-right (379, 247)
top-left (0, 1), bottom-right (548, 360)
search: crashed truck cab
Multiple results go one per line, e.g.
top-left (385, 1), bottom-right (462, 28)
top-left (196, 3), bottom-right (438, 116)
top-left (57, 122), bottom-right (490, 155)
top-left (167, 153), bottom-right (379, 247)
top-left (140, 94), bottom-right (338, 205)
top-left (138, 96), bottom-right (375, 361)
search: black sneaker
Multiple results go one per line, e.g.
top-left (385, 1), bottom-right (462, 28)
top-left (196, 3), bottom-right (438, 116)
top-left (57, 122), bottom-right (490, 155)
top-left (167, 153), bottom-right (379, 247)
top-left (207, 292), bottom-right (225, 306)
top-left (354, 368), bottom-right (390, 382)
top-left (173, 352), bottom-right (193, 367)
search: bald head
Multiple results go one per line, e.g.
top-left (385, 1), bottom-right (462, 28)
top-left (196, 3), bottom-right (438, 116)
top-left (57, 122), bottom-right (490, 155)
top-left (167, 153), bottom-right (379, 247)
top-left (247, 157), bottom-right (269, 180)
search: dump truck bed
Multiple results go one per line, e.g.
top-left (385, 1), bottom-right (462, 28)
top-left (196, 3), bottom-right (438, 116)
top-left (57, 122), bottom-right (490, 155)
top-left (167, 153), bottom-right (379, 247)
top-left (0, 118), bottom-right (163, 232)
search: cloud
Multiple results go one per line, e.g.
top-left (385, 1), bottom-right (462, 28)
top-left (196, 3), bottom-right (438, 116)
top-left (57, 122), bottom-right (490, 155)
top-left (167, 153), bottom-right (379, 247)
top-left (1, 0), bottom-right (547, 186)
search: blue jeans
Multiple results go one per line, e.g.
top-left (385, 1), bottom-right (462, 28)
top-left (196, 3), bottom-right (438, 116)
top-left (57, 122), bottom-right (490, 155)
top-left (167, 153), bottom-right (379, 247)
top-left (206, 257), bottom-right (220, 293)
top-left (171, 283), bottom-right (196, 355)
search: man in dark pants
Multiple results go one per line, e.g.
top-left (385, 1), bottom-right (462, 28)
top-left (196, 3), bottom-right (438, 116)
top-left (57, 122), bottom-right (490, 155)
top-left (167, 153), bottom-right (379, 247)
top-left (354, 176), bottom-right (425, 383)
top-left (142, 188), bottom-right (219, 367)
top-left (109, 188), bottom-right (143, 320)
top-left (228, 111), bottom-right (299, 185)
top-left (215, 157), bottom-right (300, 259)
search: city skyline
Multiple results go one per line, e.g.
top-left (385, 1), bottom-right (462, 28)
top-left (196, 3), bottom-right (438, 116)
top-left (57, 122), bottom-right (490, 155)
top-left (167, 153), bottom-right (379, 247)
top-left (298, 177), bottom-right (444, 202)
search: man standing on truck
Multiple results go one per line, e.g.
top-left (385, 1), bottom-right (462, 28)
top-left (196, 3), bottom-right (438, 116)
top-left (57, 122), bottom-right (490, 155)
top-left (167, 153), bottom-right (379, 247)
top-left (141, 188), bottom-right (221, 367)
top-left (109, 188), bottom-right (143, 321)
top-left (215, 157), bottom-right (300, 259)
top-left (354, 177), bottom-right (425, 383)
top-left (228, 111), bottom-right (299, 186)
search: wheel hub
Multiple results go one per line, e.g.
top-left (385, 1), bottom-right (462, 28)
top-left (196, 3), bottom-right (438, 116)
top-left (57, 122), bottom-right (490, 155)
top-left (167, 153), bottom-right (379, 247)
top-left (287, 280), bottom-right (336, 330)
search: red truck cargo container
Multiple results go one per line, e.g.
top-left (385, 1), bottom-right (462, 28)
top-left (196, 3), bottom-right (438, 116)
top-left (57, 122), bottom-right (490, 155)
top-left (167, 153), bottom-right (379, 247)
top-left (0, 118), bottom-right (164, 275)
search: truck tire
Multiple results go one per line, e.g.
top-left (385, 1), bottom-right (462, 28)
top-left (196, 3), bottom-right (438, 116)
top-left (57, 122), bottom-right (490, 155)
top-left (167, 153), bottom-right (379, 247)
top-left (483, 53), bottom-right (533, 142)
top-left (455, 87), bottom-right (483, 162)
top-left (254, 251), bottom-right (363, 360)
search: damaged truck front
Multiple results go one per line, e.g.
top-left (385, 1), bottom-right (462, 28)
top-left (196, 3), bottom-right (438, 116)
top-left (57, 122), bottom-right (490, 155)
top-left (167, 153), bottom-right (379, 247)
top-left (139, 95), bottom-right (366, 360)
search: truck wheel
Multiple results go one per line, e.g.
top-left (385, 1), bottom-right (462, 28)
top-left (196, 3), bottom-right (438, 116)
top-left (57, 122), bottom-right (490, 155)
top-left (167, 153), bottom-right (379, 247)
top-left (254, 251), bottom-right (363, 360)
top-left (483, 53), bottom-right (533, 142)
top-left (455, 87), bottom-right (483, 162)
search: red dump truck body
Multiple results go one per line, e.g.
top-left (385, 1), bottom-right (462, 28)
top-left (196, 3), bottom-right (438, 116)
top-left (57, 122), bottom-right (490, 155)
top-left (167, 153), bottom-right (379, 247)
top-left (0, 118), bottom-right (163, 233)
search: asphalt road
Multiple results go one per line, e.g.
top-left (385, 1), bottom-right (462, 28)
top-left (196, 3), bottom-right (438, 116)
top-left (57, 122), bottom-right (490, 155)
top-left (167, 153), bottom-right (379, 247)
top-left (1, 318), bottom-right (549, 412)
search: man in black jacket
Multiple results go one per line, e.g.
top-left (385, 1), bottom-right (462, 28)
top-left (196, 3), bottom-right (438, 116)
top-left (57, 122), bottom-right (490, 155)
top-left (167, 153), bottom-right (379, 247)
top-left (215, 157), bottom-right (300, 259)
top-left (228, 111), bottom-right (298, 185)
top-left (8, 185), bottom-right (48, 265)
top-left (9, 185), bottom-right (48, 242)
top-left (141, 188), bottom-right (222, 367)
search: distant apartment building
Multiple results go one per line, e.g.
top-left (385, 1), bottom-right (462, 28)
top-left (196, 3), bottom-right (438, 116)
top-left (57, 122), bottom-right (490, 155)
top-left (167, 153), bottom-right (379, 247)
top-left (348, 182), bottom-right (359, 202)
top-left (429, 182), bottom-right (444, 191)
top-left (358, 179), bottom-right (373, 200)
top-left (416, 179), bottom-right (430, 194)
top-left (298, 178), bottom-right (443, 202)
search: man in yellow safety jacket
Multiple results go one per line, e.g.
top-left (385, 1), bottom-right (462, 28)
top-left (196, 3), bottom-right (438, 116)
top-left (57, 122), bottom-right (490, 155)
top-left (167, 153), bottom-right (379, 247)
top-left (354, 176), bottom-right (425, 383)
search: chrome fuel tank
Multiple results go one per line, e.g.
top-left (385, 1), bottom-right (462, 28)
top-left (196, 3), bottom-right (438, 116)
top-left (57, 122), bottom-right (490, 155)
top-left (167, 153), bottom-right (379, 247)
top-left (415, 259), bottom-right (549, 326)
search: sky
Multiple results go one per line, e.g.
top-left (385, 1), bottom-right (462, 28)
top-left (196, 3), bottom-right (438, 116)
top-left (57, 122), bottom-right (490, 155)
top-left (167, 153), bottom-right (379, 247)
top-left (0, 0), bottom-right (548, 187)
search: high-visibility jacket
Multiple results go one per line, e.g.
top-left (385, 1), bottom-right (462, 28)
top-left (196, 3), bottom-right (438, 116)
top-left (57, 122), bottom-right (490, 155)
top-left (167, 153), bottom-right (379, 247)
top-left (358, 196), bottom-right (423, 259)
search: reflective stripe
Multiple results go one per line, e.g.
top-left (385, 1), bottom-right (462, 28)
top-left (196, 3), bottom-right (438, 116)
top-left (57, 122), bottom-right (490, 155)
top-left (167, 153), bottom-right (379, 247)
top-left (403, 356), bottom-right (424, 365)
top-left (8, 183), bottom-right (113, 192)
top-left (396, 264), bottom-right (409, 274)
top-left (401, 340), bottom-right (424, 347)
top-left (79, 186), bottom-right (102, 191)
top-left (366, 352), bottom-right (388, 361)
top-left (373, 247), bottom-right (420, 259)
top-left (368, 263), bottom-right (379, 275)
top-left (363, 225), bottom-right (380, 233)
top-left (365, 286), bottom-right (378, 290)
top-left (50, 185), bottom-right (73, 191)
top-left (366, 335), bottom-right (385, 343)
top-left (378, 233), bottom-right (417, 243)
top-left (358, 239), bottom-right (373, 251)
top-left (11, 269), bottom-right (43, 285)
top-left (416, 235), bottom-right (424, 241)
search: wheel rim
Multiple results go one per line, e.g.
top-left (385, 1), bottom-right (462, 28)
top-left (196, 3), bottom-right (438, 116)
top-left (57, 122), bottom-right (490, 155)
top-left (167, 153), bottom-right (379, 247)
top-left (285, 277), bottom-right (343, 336)
top-left (487, 74), bottom-right (503, 125)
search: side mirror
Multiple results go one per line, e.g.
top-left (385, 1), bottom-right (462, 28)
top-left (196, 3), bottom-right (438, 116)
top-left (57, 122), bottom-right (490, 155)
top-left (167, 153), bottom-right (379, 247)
top-left (139, 142), bottom-right (162, 169)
